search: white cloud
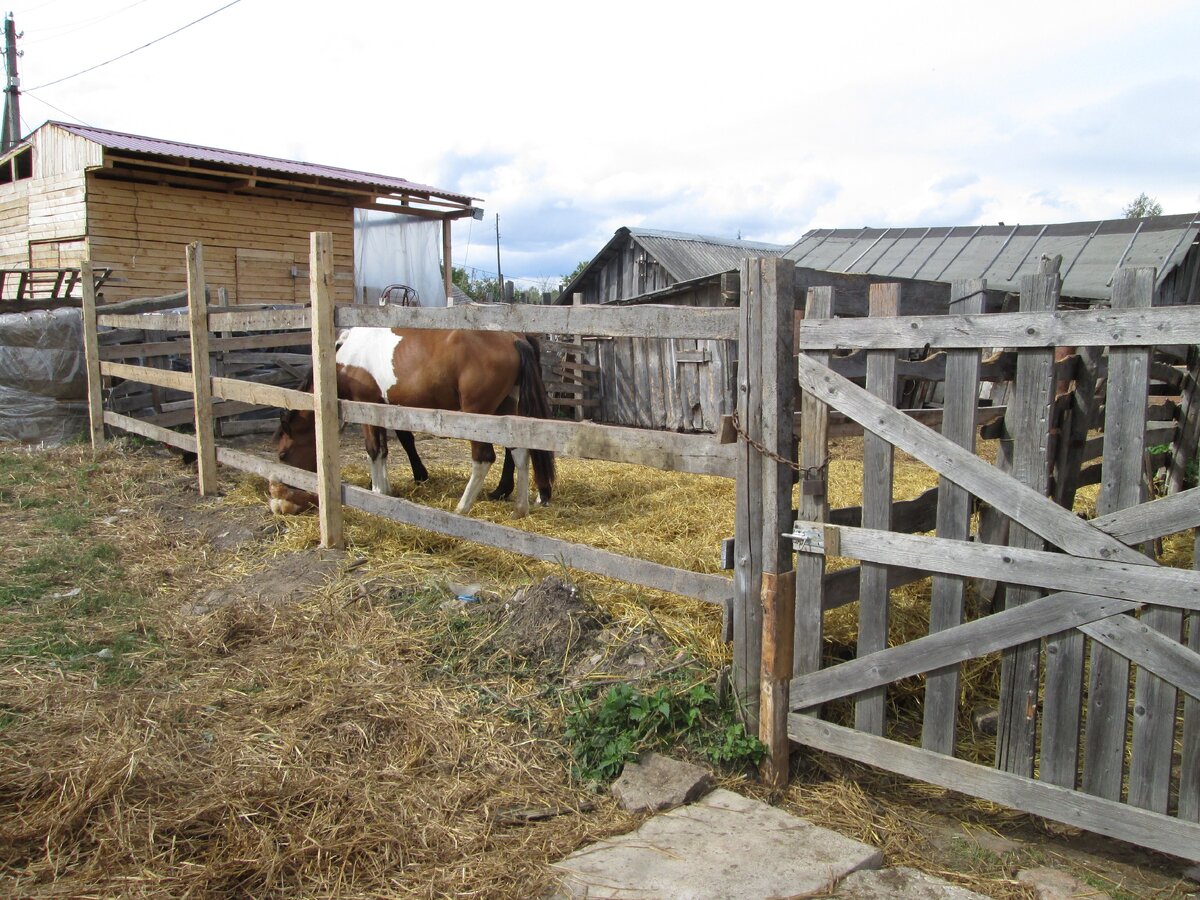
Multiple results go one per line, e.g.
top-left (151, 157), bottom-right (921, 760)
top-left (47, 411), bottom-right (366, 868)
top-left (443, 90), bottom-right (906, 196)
top-left (10, 0), bottom-right (1198, 281)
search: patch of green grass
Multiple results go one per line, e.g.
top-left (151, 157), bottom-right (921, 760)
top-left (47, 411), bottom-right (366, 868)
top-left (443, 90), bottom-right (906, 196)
top-left (47, 510), bottom-right (90, 533)
top-left (563, 680), bottom-right (765, 784)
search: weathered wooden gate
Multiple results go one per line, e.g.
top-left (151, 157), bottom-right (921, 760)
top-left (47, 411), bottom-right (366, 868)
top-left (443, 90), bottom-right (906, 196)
top-left (759, 264), bottom-right (1200, 860)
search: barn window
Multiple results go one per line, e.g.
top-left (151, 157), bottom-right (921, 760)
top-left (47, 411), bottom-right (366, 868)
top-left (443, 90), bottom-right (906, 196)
top-left (0, 146), bottom-right (32, 184)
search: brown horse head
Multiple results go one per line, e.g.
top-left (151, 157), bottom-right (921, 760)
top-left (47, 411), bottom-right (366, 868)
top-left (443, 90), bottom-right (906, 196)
top-left (268, 408), bottom-right (320, 514)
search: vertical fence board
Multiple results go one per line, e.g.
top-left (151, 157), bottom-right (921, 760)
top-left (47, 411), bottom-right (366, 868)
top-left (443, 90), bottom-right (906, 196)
top-left (794, 287), bottom-right (833, 685)
top-left (1122, 268), bottom-right (1180, 814)
top-left (856, 284), bottom-right (899, 736)
top-left (1083, 267), bottom-right (1155, 801)
top-left (995, 270), bottom-right (1059, 777)
top-left (309, 232), bottom-right (343, 549)
top-left (1042, 343), bottom-right (1103, 787)
top-left (1168, 346), bottom-right (1200, 496)
top-left (923, 278), bottom-right (984, 754)
top-left (186, 243), bottom-right (218, 495)
top-left (80, 260), bottom-right (105, 449)
top-left (1181, 527), bottom-right (1200, 822)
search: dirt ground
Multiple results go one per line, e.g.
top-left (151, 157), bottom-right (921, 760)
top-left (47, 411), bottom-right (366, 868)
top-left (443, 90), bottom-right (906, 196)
top-left (0, 434), bottom-right (1197, 898)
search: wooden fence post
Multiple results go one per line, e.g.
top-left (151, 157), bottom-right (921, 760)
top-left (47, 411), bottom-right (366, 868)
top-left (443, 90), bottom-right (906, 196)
top-left (756, 257), bottom-right (796, 788)
top-left (186, 242), bottom-right (218, 495)
top-left (922, 278), bottom-right (984, 754)
top-left (80, 259), bottom-right (105, 449)
top-left (734, 257), bottom-right (794, 739)
top-left (856, 283), bottom-right (899, 736)
top-left (310, 232), bottom-right (343, 549)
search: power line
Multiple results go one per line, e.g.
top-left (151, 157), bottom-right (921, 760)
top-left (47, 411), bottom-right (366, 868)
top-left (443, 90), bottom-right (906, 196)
top-left (23, 0), bottom-right (158, 47)
top-left (28, 0), bottom-right (242, 91)
top-left (23, 88), bottom-right (92, 125)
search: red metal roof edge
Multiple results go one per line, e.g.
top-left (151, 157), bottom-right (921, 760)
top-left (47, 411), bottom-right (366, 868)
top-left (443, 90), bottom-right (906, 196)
top-left (48, 121), bottom-right (477, 206)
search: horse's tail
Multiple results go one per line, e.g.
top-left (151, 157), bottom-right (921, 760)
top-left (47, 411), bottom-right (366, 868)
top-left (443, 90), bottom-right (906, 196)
top-left (515, 336), bottom-right (556, 497)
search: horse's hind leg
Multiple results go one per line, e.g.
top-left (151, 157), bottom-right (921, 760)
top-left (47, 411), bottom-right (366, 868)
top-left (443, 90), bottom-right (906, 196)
top-left (456, 441), bottom-right (495, 515)
top-left (364, 425), bottom-right (391, 495)
top-left (488, 448), bottom-right (516, 500)
top-left (395, 430), bottom-right (428, 482)
top-left (510, 448), bottom-right (530, 518)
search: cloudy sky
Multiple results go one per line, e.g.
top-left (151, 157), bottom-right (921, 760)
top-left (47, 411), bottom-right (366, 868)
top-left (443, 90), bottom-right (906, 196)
top-left (9, 0), bottom-right (1199, 288)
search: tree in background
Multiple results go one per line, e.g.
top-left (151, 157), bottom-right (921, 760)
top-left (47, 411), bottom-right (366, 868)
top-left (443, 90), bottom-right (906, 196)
top-left (1123, 193), bottom-right (1163, 218)
top-left (560, 260), bottom-right (589, 293)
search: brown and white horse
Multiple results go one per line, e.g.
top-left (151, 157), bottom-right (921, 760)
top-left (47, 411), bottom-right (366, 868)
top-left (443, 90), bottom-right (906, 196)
top-left (269, 328), bottom-right (556, 518)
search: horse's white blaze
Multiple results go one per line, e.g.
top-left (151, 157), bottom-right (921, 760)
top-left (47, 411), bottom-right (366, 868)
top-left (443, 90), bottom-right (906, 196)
top-left (369, 454), bottom-right (391, 495)
top-left (335, 327), bottom-right (402, 400)
top-left (456, 459), bottom-right (492, 515)
top-left (511, 448), bottom-right (530, 518)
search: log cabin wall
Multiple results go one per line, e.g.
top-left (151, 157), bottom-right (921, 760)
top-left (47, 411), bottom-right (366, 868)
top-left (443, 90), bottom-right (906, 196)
top-left (85, 177), bottom-right (355, 304)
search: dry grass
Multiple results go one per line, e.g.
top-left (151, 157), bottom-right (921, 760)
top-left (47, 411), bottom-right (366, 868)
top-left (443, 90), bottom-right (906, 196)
top-left (1, 432), bottom-right (1194, 899)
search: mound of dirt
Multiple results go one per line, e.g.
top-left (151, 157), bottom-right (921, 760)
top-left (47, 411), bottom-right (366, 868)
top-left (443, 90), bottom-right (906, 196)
top-left (472, 576), bottom-right (688, 685)
top-left (490, 576), bottom-right (608, 667)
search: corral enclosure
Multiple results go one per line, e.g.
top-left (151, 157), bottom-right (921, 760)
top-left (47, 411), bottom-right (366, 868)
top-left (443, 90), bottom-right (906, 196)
top-left (79, 234), bottom-right (1200, 866)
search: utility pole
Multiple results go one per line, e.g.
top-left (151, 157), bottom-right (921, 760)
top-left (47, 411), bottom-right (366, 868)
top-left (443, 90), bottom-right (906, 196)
top-left (494, 214), bottom-right (502, 303)
top-left (1, 13), bottom-right (19, 154)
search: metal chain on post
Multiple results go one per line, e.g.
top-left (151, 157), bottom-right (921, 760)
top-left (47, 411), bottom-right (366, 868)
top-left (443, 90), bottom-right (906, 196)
top-left (729, 408), bottom-right (828, 481)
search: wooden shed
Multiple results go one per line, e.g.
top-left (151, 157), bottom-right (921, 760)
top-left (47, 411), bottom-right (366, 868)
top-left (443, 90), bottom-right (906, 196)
top-left (553, 227), bottom-right (785, 432)
top-left (0, 121), bottom-right (479, 305)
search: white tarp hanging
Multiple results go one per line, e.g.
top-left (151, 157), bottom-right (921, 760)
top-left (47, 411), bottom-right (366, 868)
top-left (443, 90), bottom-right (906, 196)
top-left (354, 210), bottom-right (447, 307)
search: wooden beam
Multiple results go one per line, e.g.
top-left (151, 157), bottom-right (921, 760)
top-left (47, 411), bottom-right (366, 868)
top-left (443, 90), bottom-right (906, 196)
top-left (790, 523), bottom-right (1198, 612)
top-left (924, 278), bottom-right (984, 755)
top-left (793, 353), bottom-right (1149, 566)
top-left (787, 716), bottom-right (1200, 863)
top-left (309, 232), bottom-right (343, 550)
top-left (335, 302), bottom-right (739, 341)
top-left (857, 283), bottom-right (898, 735)
top-left (186, 243), bottom-right (218, 495)
top-left (792, 591), bottom-right (1138, 710)
top-left (80, 260), bottom-right (105, 448)
top-left (797, 304), bottom-right (1200, 351)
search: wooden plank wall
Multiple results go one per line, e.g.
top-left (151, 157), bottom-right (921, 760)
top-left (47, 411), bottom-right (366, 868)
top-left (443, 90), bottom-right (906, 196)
top-left (87, 176), bottom-right (356, 304)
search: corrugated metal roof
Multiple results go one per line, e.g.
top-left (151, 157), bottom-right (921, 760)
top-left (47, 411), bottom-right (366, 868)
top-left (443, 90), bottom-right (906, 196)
top-left (783, 214), bottom-right (1200, 300)
top-left (49, 121), bottom-right (476, 205)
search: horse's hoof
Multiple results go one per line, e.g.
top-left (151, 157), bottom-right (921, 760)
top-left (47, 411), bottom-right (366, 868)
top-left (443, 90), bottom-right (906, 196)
top-left (488, 489), bottom-right (512, 501)
top-left (413, 471), bottom-right (429, 483)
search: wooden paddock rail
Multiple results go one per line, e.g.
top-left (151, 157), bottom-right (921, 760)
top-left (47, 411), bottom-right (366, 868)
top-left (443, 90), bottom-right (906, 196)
top-left (82, 233), bottom-right (740, 612)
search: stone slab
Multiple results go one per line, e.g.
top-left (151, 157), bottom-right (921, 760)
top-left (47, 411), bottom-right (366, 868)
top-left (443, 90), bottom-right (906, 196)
top-left (551, 788), bottom-right (883, 899)
top-left (836, 867), bottom-right (989, 899)
top-left (1016, 867), bottom-right (1100, 899)
top-left (611, 752), bottom-right (715, 813)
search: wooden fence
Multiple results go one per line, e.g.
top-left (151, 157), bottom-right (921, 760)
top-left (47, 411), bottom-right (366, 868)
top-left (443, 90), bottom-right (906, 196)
top-left (82, 236), bottom-right (740, 610)
top-left (771, 266), bottom-right (1200, 861)
top-left (80, 240), bottom-right (1200, 862)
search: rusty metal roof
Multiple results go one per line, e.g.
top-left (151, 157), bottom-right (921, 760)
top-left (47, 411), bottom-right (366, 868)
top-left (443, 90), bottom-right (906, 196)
top-left (784, 214), bottom-right (1200, 301)
top-left (558, 226), bottom-right (784, 302)
top-left (629, 228), bottom-right (785, 282)
top-left (50, 121), bottom-right (477, 205)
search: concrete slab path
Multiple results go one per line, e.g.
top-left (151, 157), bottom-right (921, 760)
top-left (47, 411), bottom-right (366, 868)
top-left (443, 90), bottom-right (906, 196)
top-left (551, 788), bottom-right (884, 899)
